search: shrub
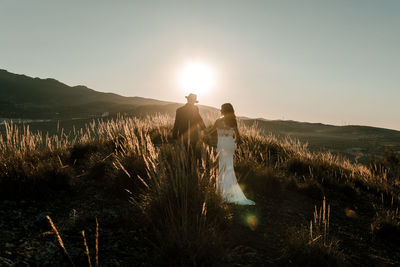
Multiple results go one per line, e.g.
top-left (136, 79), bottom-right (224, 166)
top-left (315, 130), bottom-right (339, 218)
top-left (0, 152), bottom-right (74, 200)
top-left (371, 205), bottom-right (400, 245)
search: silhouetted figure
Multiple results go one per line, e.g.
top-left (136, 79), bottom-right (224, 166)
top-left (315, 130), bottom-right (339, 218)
top-left (172, 93), bottom-right (206, 149)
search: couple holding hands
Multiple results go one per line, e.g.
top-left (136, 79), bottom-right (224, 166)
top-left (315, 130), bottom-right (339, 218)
top-left (172, 93), bottom-right (255, 206)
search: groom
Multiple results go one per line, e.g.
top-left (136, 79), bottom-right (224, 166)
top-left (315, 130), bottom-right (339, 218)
top-left (172, 93), bottom-right (206, 149)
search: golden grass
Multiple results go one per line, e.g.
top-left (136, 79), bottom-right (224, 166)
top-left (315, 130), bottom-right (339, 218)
top-left (310, 197), bottom-right (331, 246)
top-left (1, 114), bottom-right (397, 265)
top-left (46, 215), bottom-right (75, 266)
top-left (82, 230), bottom-right (92, 267)
top-left (1, 114), bottom-right (398, 200)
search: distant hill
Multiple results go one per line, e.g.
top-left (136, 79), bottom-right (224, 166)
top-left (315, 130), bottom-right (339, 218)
top-left (241, 118), bottom-right (400, 162)
top-left (0, 69), bottom-right (217, 119)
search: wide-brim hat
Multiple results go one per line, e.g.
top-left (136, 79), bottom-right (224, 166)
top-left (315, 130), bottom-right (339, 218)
top-left (185, 93), bottom-right (199, 103)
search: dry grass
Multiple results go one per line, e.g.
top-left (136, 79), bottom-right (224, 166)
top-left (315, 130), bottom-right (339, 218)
top-left (46, 215), bottom-right (75, 266)
top-left (46, 215), bottom-right (100, 267)
top-left (283, 198), bottom-right (343, 266)
top-left (1, 114), bottom-right (399, 265)
top-left (371, 197), bottom-right (400, 245)
top-left (235, 121), bottom-right (399, 201)
top-left (309, 197), bottom-right (331, 246)
top-left (1, 115), bottom-right (396, 200)
top-left (133, 144), bottom-right (230, 265)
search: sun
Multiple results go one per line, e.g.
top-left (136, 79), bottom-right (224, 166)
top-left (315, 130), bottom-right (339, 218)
top-left (179, 62), bottom-right (215, 95)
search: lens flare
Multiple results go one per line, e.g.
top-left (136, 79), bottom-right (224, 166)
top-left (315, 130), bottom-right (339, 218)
top-left (245, 214), bottom-right (259, 230)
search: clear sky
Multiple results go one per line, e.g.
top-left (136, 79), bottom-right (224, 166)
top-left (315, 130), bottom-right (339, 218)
top-left (1, 0), bottom-right (399, 130)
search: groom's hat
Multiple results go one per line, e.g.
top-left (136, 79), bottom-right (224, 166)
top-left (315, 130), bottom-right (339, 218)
top-left (185, 93), bottom-right (199, 103)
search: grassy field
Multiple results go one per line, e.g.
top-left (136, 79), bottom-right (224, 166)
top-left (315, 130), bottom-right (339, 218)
top-left (4, 114), bottom-right (400, 166)
top-left (0, 115), bottom-right (399, 266)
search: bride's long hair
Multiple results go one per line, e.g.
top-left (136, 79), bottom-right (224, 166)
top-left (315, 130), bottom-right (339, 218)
top-left (221, 103), bottom-right (237, 128)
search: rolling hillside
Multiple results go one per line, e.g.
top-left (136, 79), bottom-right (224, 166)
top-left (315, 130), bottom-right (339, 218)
top-left (241, 119), bottom-right (400, 163)
top-left (0, 69), bottom-right (217, 119)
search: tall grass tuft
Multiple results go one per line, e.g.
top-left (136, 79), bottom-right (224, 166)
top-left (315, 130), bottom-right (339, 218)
top-left (309, 197), bottom-right (331, 246)
top-left (130, 143), bottom-right (231, 266)
top-left (283, 198), bottom-right (342, 266)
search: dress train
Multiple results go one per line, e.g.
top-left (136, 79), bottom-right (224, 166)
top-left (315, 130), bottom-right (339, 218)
top-left (217, 134), bottom-right (255, 205)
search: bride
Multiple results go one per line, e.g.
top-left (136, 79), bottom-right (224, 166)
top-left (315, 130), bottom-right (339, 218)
top-left (208, 103), bottom-right (255, 205)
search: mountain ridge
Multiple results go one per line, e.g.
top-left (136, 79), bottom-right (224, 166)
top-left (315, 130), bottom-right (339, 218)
top-left (0, 69), bottom-right (178, 118)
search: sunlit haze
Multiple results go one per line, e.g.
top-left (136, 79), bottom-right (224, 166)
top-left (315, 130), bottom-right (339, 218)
top-left (0, 1), bottom-right (399, 129)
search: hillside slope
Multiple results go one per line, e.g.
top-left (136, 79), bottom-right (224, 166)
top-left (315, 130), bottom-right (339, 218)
top-left (241, 118), bottom-right (400, 162)
top-left (0, 69), bottom-right (217, 119)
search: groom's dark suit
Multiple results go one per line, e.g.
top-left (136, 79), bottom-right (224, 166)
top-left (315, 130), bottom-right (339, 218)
top-left (172, 103), bottom-right (206, 146)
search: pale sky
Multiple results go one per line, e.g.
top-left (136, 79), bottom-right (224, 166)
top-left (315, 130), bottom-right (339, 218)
top-left (1, 0), bottom-right (399, 130)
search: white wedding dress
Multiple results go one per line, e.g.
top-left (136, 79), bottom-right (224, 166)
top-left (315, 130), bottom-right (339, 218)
top-left (217, 127), bottom-right (255, 205)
